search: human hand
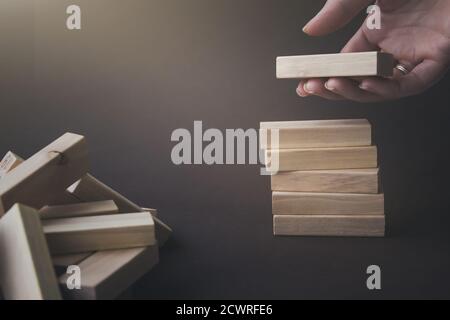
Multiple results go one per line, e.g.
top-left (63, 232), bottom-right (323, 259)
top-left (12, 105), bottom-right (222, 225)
top-left (297, 0), bottom-right (450, 102)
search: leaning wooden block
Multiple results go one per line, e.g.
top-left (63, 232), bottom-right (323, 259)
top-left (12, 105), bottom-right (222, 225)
top-left (142, 207), bottom-right (158, 218)
top-left (0, 133), bottom-right (89, 215)
top-left (0, 204), bottom-right (61, 300)
top-left (271, 168), bottom-right (380, 194)
top-left (43, 212), bottom-right (156, 255)
top-left (273, 215), bottom-right (385, 237)
top-left (67, 174), bottom-right (172, 246)
top-left (0, 151), bottom-right (24, 179)
top-left (153, 216), bottom-right (172, 246)
top-left (273, 191), bottom-right (384, 216)
top-left (40, 200), bottom-right (119, 220)
top-left (116, 289), bottom-right (134, 300)
top-left (260, 119), bottom-right (371, 149)
top-left (67, 174), bottom-right (142, 213)
top-left (266, 146), bottom-right (377, 172)
top-left (53, 252), bottom-right (93, 268)
top-left (47, 190), bottom-right (82, 206)
top-left (59, 246), bottom-right (159, 300)
top-left (53, 252), bottom-right (93, 275)
top-left (276, 52), bottom-right (395, 79)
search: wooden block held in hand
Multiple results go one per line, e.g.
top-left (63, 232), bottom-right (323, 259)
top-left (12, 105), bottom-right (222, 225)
top-left (260, 119), bottom-right (371, 149)
top-left (0, 204), bottom-right (61, 300)
top-left (271, 168), bottom-right (380, 194)
top-left (43, 212), bottom-right (156, 255)
top-left (276, 52), bottom-right (395, 79)
top-left (266, 146), bottom-right (377, 172)
top-left (68, 174), bottom-right (172, 246)
top-left (273, 191), bottom-right (384, 215)
top-left (59, 246), bottom-right (159, 300)
top-left (40, 200), bottom-right (119, 220)
top-left (0, 133), bottom-right (89, 215)
top-left (0, 151), bottom-right (24, 179)
top-left (273, 215), bottom-right (385, 237)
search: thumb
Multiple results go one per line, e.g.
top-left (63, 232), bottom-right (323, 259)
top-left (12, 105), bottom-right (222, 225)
top-left (303, 0), bottom-right (373, 36)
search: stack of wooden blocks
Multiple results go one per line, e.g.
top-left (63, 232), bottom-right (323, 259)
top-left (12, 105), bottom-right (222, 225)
top-left (261, 119), bottom-right (385, 237)
top-left (0, 133), bottom-right (172, 300)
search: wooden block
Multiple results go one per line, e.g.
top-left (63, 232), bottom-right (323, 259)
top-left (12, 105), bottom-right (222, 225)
top-left (67, 174), bottom-right (172, 246)
top-left (266, 146), bottom-right (377, 172)
top-left (260, 119), bottom-right (371, 149)
top-left (59, 246), bottom-right (159, 300)
top-left (0, 204), bottom-right (61, 300)
top-left (67, 174), bottom-right (142, 213)
top-left (43, 213), bottom-right (156, 255)
top-left (0, 151), bottom-right (24, 179)
top-left (142, 207), bottom-right (158, 218)
top-left (53, 252), bottom-right (93, 269)
top-left (40, 200), bottom-right (119, 220)
top-left (53, 252), bottom-right (93, 277)
top-left (47, 191), bottom-right (82, 206)
top-left (273, 191), bottom-right (384, 215)
top-left (0, 151), bottom-right (82, 207)
top-left (271, 168), bottom-right (380, 194)
top-left (153, 216), bottom-right (172, 246)
top-left (0, 133), bottom-right (89, 215)
top-left (53, 252), bottom-right (93, 268)
top-left (273, 215), bottom-right (385, 237)
top-left (116, 288), bottom-right (134, 300)
top-left (276, 52), bottom-right (395, 79)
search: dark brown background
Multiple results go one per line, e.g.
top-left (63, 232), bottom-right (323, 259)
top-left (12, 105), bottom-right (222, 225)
top-left (1, 0), bottom-right (450, 299)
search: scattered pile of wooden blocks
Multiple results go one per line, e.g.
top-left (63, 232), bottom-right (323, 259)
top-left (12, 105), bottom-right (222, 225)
top-left (261, 119), bottom-right (385, 237)
top-left (0, 133), bottom-right (172, 300)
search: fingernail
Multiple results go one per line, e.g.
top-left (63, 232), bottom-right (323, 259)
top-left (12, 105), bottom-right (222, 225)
top-left (359, 83), bottom-right (369, 91)
top-left (304, 82), bottom-right (313, 94)
top-left (325, 81), bottom-right (335, 91)
top-left (296, 87), bottom-right (307, 97)
top-left (302, 22), bottom-right (311, 33)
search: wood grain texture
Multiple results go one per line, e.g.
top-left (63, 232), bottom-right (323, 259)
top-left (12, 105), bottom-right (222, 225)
top-left (43, 212), bottom-right (156, 255)
top-left (273, 215), bottom-right (385, 237)
top-left (0, 204), bottom-right (61, 300)
top-left (0, 151), bottom-right (24, 179)
top-left (0, 133), bottom-right (89, 215)
top-left (273, 191), bottom-right (384, 215)
top-left (59, 245), bottom-right (159, 300)
top-left (68, 174), bottom-right (172, 246)
top-left (271, 168), bottom-right (380, 194)
top-left (260, 119), bottom-right (371, 149)
top-left (276, 52), bottom-right (395, 79)
top-left (266, 146), bottom-right (377, 172)
top-left (40, 200), bottom-right (119, 220)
